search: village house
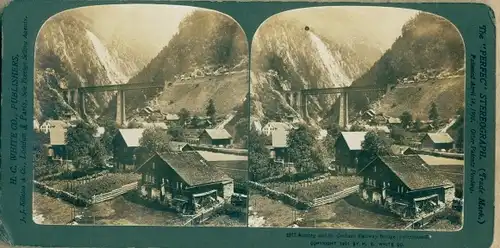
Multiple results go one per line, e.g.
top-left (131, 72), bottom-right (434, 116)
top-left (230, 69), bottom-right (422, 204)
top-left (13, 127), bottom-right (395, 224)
top-left (271, 129), bottom-right (289, 163)
top-left (168, 141), bottom-right (195, 152)
top-left (420, 133), bottom-right (455, 151)
top-left (362, 109), bottom-right (376, 121)
top-left (112, 128), bottom-right (145, 171)
top-left (390, 145), bottom-right (416, 155)
top-left (166, 114), bottom-right (180, 124)
top-left (141, 122), bottom-right (169, 130)
top-left (334, 132), bottom-right (367, 174)
top-left (48, 127), bottom-right (68, 160)
top-left (197, 151), bottom-right (248, 194)
top-left (136, 151), bottom-right (234, 214)
top-left (363, 125), bottom-right (390, 134)
top-left (199, 129), bottom-right (232, 147)
top-left (387, 117), bottom-right (402, 126)
top-left (418, 154), bottom-right (464, 198)
top-left (93, 127), bottom-right (105, 138)
top-left (40, 119), bottom-right (70, 134)
top-left (261, 121), bottom-right (293, 136)
top-left (193, 118), bottom-right (213, 129)
top-left (358, 155), bottom-right (455, 220)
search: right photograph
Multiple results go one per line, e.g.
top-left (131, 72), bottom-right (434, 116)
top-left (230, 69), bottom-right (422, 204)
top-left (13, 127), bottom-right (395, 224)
top-left (248, 7), bottom-right (465, 231)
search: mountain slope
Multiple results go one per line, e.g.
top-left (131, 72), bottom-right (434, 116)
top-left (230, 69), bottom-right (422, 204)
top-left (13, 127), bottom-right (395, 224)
top-left (118, 10), bottom-right (249, 116)
top-left (348, 12), bottom-right (465, 114)
top-left (34, 11), bottom-right (150, 120)
top-left (250, 8), bottom-right (417, 124)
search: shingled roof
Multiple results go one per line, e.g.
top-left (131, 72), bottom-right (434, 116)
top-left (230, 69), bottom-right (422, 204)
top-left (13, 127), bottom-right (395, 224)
top-left (373, 155), bottom-right (453, 191)
top-left (157, 151), bottom-right (232, 187)
top-left (424, 133), bottom-right (454, 144)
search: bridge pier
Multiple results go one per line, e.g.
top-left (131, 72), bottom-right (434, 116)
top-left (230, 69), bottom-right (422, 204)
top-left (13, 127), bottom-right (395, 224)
top-left (300, 92), bottom-right (308, 119)
top-left (73, 89), bottom-right (79, 110)
top-left (116, 90), bottom-right (126, 127)
top-left (79, 91), bottom-right (86, 118)
top-left (338, 92), bottom-right (349, 129)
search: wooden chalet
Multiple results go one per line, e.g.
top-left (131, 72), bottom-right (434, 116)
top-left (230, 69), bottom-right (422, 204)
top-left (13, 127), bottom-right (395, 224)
top-left (48, 126), bottom-right (68, 160)
top-left (199, 129), bottom-right (232, 147)
top-left (420, 133), bottom-right (454, 151)
top-left (358, 155), bottom-right (455, 219)
top-left (334, 132), bottom-right (367, 174)
top-left (136, 151), bottom-right (234, 214)
top-left (197, 150), bottom-right (248, 194)
top-left (271, 129), bottom-right (289, 163)
top-left (112, 128), bottom-right (145, 171)
top-left (168, 141), bottom-right (195, 152)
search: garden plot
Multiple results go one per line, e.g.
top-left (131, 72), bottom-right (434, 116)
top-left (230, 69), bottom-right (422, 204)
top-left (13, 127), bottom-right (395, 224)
top-left (66, 173), bottom-right (141, 199)
top-left (265, 176), bottom-right (363, 202)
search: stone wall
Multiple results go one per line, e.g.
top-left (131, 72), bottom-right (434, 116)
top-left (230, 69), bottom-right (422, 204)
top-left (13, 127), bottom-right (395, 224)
top-left (34, 180), bottom-right (89, 206)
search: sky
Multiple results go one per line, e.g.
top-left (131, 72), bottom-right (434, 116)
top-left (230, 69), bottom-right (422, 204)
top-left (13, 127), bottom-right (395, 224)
top-left (267, 6), bottom-right (420, 52)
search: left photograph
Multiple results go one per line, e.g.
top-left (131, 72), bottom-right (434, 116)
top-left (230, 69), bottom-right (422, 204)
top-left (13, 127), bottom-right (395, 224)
top-left (32, 4), bottom-right (249, 226)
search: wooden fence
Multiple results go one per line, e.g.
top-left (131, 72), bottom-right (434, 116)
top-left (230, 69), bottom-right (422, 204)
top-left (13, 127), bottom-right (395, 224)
top-left (192, 145), bottom-right (248, 156)
top-left (415, 149), bottom-right (464, 160)
top-left (89, 182), bottom-right (138, 204)
top-left (182, 201), bottom-right (225, 226)
top-left (310, 185), bottom-right (360, 207)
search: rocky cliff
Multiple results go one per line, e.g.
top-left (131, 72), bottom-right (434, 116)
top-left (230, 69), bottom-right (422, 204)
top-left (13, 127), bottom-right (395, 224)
top-left (34, 10), bottom-right (150, 120)
top-left (250, 7), bottom-right (417, 125)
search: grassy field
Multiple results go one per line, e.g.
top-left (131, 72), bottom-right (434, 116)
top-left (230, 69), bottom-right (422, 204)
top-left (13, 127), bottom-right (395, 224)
top-left (249, 191), bottom-right (409, 229)
top-left (374, 76), bottom-right (465, 120)
top-left (156, 70), bottom-right (248, 116)
top-left (266, 176), bottom-right (363, 201)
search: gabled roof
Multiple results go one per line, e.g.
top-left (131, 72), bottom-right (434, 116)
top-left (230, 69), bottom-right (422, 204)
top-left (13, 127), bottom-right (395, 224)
top-left (424, 133), bottom-right (454, 144)
top-left (339, 132), bottom-right (367, 151)
top-left (361, 155), bottom-right (453, 191)
top-left (202, 129), bottom-right (232, 140)
top-left (140, 152), bottom-right (232, 187)
top-left (49, 127), bottom-right (67, 145)
top-left (42, 120), bottom-right (69, 128)
top-left (390, 145), bottom-right (411, 155)
top-left (117, 128), bottom-right (145, 147)
top-left (168, 141), bottom-right (192, 152)
top-left (271, 129), bottom-right (288, 148)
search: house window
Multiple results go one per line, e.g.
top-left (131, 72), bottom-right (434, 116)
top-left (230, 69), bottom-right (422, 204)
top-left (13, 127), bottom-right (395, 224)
top-left (373, 166), bottom-right (376, 172)
top-left (373, 179), bottom-right (376, 187)
top-left (180, 182), bottom-right (183, 189)
top-left (152, 162), bottom-right (155, 169)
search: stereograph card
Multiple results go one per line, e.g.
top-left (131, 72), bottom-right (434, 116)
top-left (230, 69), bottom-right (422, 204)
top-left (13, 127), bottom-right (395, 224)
top-left (0, 0), bottom-right (495, 247)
